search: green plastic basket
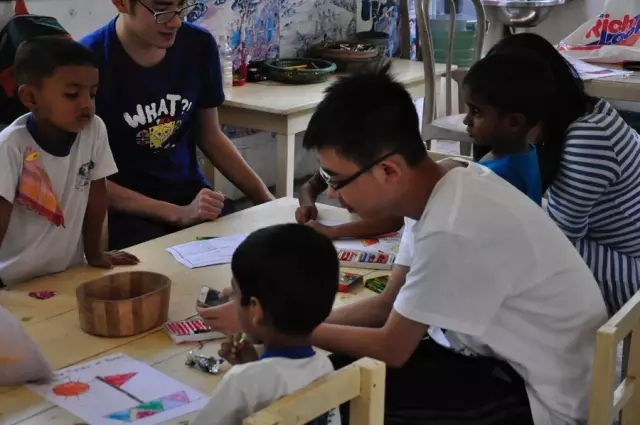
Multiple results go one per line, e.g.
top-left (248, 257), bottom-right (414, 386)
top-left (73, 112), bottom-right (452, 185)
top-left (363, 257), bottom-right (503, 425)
top-left (264, 58), bottom-right (337, 84)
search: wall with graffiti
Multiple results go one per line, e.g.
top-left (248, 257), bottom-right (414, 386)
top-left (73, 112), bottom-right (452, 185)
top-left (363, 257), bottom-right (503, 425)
top-left (186, 0), bottom-right (419, 199)
top-left (186, 0), bottom-right (417, 63)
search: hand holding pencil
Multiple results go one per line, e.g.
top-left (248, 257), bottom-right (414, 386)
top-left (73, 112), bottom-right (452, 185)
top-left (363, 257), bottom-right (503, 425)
top-left (218, 332), bottom-right (258, 365)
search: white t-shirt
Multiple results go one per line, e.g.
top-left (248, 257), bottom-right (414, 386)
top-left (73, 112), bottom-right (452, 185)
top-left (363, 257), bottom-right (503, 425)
top-left (0, 115), bottom-right (117, 285)
top-left (393, 160), bottom-right (607, 425)
top-left (191, 353), bottom-right (340, 425)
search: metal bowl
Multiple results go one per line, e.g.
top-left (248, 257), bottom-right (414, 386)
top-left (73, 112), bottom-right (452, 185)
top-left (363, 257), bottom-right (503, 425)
top-left (483, 0), bottom-right (568, 27)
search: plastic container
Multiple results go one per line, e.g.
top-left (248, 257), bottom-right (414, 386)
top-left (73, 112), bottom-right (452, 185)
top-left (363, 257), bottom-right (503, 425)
top-left (219, 34), bottom-right (233, 89)
top-left (430, 14), bottom-right (477, 68)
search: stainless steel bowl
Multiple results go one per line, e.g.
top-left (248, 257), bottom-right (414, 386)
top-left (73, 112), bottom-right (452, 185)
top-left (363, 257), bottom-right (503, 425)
top-left (482, 0), bottom-right (568, 27)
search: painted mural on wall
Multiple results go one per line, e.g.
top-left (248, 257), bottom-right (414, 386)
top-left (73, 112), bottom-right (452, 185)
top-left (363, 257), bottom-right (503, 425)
top-left (280, 0), bottom-right (357, 58)
top-left (186, 0), bottom-right (416, 62)
top-left (185, 0), bottom-right (417, 138)
top-left (188, 0), bottom-right (279, 64)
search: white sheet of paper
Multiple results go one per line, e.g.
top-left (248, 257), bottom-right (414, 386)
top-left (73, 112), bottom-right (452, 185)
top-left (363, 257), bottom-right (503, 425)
top-left (562, 54), bottom-right (633, 81)
top-left (0, 305), bottom-right (52, 387)
top-left (318, 220), bottom-right (404, 254)
top-left (28, 353), bottom-right (209, 425)
top-left (166, 234), bottom-right (248, 269)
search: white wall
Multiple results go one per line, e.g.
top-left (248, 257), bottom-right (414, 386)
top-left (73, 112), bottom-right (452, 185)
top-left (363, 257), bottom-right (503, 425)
top-left (483, 0), bottom-right (605, 53)
top-left (1, 0), bottom-right (116, 38)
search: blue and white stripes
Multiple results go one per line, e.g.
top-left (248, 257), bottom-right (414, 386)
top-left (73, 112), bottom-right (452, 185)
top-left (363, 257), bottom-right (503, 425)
top-left (548, 99), bottom-right (640, 314)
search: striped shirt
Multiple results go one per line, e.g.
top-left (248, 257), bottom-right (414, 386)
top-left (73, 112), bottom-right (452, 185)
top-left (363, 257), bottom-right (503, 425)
top-left (548, 99), bottom-right (640, 314)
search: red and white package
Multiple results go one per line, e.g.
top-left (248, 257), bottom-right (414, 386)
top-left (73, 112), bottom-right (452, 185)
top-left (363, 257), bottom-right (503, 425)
top-left (558, 0), bottom-right (640, 64)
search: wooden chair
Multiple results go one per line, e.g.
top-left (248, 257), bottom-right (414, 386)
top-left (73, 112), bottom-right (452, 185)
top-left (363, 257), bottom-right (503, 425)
top-left (427, 149), bottom-right (472, 163)
top-left (243, 357), bottom-right (385, 425)
top-left (588, 291), bottom-right (640, 425)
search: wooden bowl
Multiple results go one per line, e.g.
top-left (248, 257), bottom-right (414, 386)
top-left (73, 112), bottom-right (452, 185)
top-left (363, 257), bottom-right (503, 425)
top-left (76, 271), bottom-right (171, 338)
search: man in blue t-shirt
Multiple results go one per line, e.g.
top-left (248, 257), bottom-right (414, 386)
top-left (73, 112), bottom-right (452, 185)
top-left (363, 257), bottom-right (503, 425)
top-left (80, 0), bottom-right (273, 249)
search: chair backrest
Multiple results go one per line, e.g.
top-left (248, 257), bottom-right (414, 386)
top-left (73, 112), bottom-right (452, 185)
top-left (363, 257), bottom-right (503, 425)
top-left (427, 149), bottom-right (472, 163)
top-left (588, 291), bottom-right (640, 425)
top-left (243, 357), bottom-right (385, 425)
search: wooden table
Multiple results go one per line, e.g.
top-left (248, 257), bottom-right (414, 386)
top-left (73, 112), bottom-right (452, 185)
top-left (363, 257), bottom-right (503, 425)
top-left (216, 59), bottom-right (452, 198)
top-left (0, 198), bottom-right (385, 425)
top-left (585, 72), bottom-right (640, 102)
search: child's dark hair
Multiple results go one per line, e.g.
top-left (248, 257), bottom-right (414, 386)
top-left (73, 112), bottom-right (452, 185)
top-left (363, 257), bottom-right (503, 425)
top-left (487, 33), bottom-right (593, 192)
top-left (231, 224), bottom-right (339, 336)
top-left (303, 62), bottom-right (426, 168)
top-left (463, 51), bottom-right (555, 130)
top-left (14, 37), bottom-right (98, 86)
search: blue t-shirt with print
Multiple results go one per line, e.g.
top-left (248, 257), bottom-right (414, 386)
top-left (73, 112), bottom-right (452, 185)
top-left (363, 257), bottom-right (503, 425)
top-left (80, 18), bottom-right (224, 196)
top-left (479, 144), bottom-right (542, 205)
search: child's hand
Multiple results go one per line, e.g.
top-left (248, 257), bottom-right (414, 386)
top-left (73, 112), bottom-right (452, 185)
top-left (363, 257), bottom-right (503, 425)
top-left (295, 204), bottom-right (318, 224)
top-left (305, 220), bottom-right (337, 240)
top-left (218, 333), bottom-right (258, 365)
top-left (87, 250), bottom-right (140, 269)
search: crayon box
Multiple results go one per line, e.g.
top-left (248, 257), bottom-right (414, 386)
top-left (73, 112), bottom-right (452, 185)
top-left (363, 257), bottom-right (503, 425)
top-left (338, 272), bottom-right (364, 293)
top-left (365, 275), bottom-right (389, 294)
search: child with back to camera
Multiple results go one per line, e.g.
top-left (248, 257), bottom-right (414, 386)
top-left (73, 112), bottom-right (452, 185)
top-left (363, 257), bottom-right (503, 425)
top-left (190, 223), bottom-right (341, 425)
top-left (0, 37), bottom-right (138, 286)
top-left (462, 51), bottom-right (550, 205)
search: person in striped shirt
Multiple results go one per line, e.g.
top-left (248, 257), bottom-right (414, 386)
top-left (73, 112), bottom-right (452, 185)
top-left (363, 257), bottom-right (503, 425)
top-left (490, 33), bottom-right (640, 315)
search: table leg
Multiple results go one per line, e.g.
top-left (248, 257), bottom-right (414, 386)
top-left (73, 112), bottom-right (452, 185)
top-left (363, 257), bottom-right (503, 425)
top-left (276, 133), bottom-right (296, 198)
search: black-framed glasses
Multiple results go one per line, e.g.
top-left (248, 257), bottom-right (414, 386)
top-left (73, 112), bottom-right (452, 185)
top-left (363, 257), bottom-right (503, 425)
top-left (319, 151), bottom-right (398, 191)
top-left (137, 0), bottom-right (197, 24)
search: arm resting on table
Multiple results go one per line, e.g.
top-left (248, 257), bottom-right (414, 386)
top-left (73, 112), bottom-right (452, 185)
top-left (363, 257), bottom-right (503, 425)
top-left (196, 108), bottom-right (274, 204)
top-left (0, 197), bottom-right (12, 248)
top-left (325, 265), bottom-right (409, 328)
top-left (106, 180), bottom-right (182, 225)
top-left (83, 178), bottom-right (108, 258)
top-left (299, 171), bottom-right (327, 207)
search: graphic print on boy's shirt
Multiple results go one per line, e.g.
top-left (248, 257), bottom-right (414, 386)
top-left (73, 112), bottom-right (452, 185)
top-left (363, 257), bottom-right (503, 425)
top-left (80, 18), bottom-right (225, 192)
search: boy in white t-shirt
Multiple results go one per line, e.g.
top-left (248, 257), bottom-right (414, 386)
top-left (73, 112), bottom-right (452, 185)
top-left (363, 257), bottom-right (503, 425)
top-left (302, 65), bottom-right (607, 425)
top-left (191, 224), bottom-right (340, 425)
top-left (0, 37), bottom-right (138, 286)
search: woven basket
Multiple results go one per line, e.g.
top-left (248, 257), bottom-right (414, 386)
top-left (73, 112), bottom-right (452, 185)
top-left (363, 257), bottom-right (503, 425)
top-left (76, 271), bottom-right (171, 338)
top-left (309, 41), bottom-right (381, 73)
top-left (355, 31), bottom-right (390, 56)
top-left (263, 58), bottom-right (336, 84)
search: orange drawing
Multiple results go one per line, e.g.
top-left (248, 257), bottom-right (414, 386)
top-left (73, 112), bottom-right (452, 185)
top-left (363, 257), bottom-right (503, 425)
top-left (53, 380), bottom-right (90, 398)
top-left (361, 238), bottom-right (380, 247)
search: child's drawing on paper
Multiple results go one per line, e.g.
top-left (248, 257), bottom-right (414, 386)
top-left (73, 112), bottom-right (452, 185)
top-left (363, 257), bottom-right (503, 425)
top-left (28, 354), bottom-right (209, 425)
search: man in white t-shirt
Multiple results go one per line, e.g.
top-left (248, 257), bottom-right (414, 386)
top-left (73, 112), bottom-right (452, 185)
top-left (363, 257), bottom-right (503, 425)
top-left (302, 64), bottom-right (608, 425)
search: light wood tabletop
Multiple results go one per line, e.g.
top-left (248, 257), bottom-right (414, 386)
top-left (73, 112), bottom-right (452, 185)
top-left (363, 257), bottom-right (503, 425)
top-left (0, 198), bottom-right (385, 425)
top-left (585, 72), bottom-right (640, 102)
top-left (212, 59), bottom-right (453, 198)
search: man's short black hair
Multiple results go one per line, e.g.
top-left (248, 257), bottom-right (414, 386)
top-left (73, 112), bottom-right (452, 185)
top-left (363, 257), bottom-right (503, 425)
top-left (14, 37), bottom-right (98, 86)
top-left (303, 62), bottom-right (426, 168)
top-left (462, 51), bottom-right (555, 125)
top-left (231, 223), bottom-right (339, 336)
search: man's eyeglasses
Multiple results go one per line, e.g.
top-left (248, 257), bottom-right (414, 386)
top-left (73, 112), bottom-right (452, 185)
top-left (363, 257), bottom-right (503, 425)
top-left (137, 0), bottom-right (197, 24)
top-left (319, 151), bottom-right (398, 191)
